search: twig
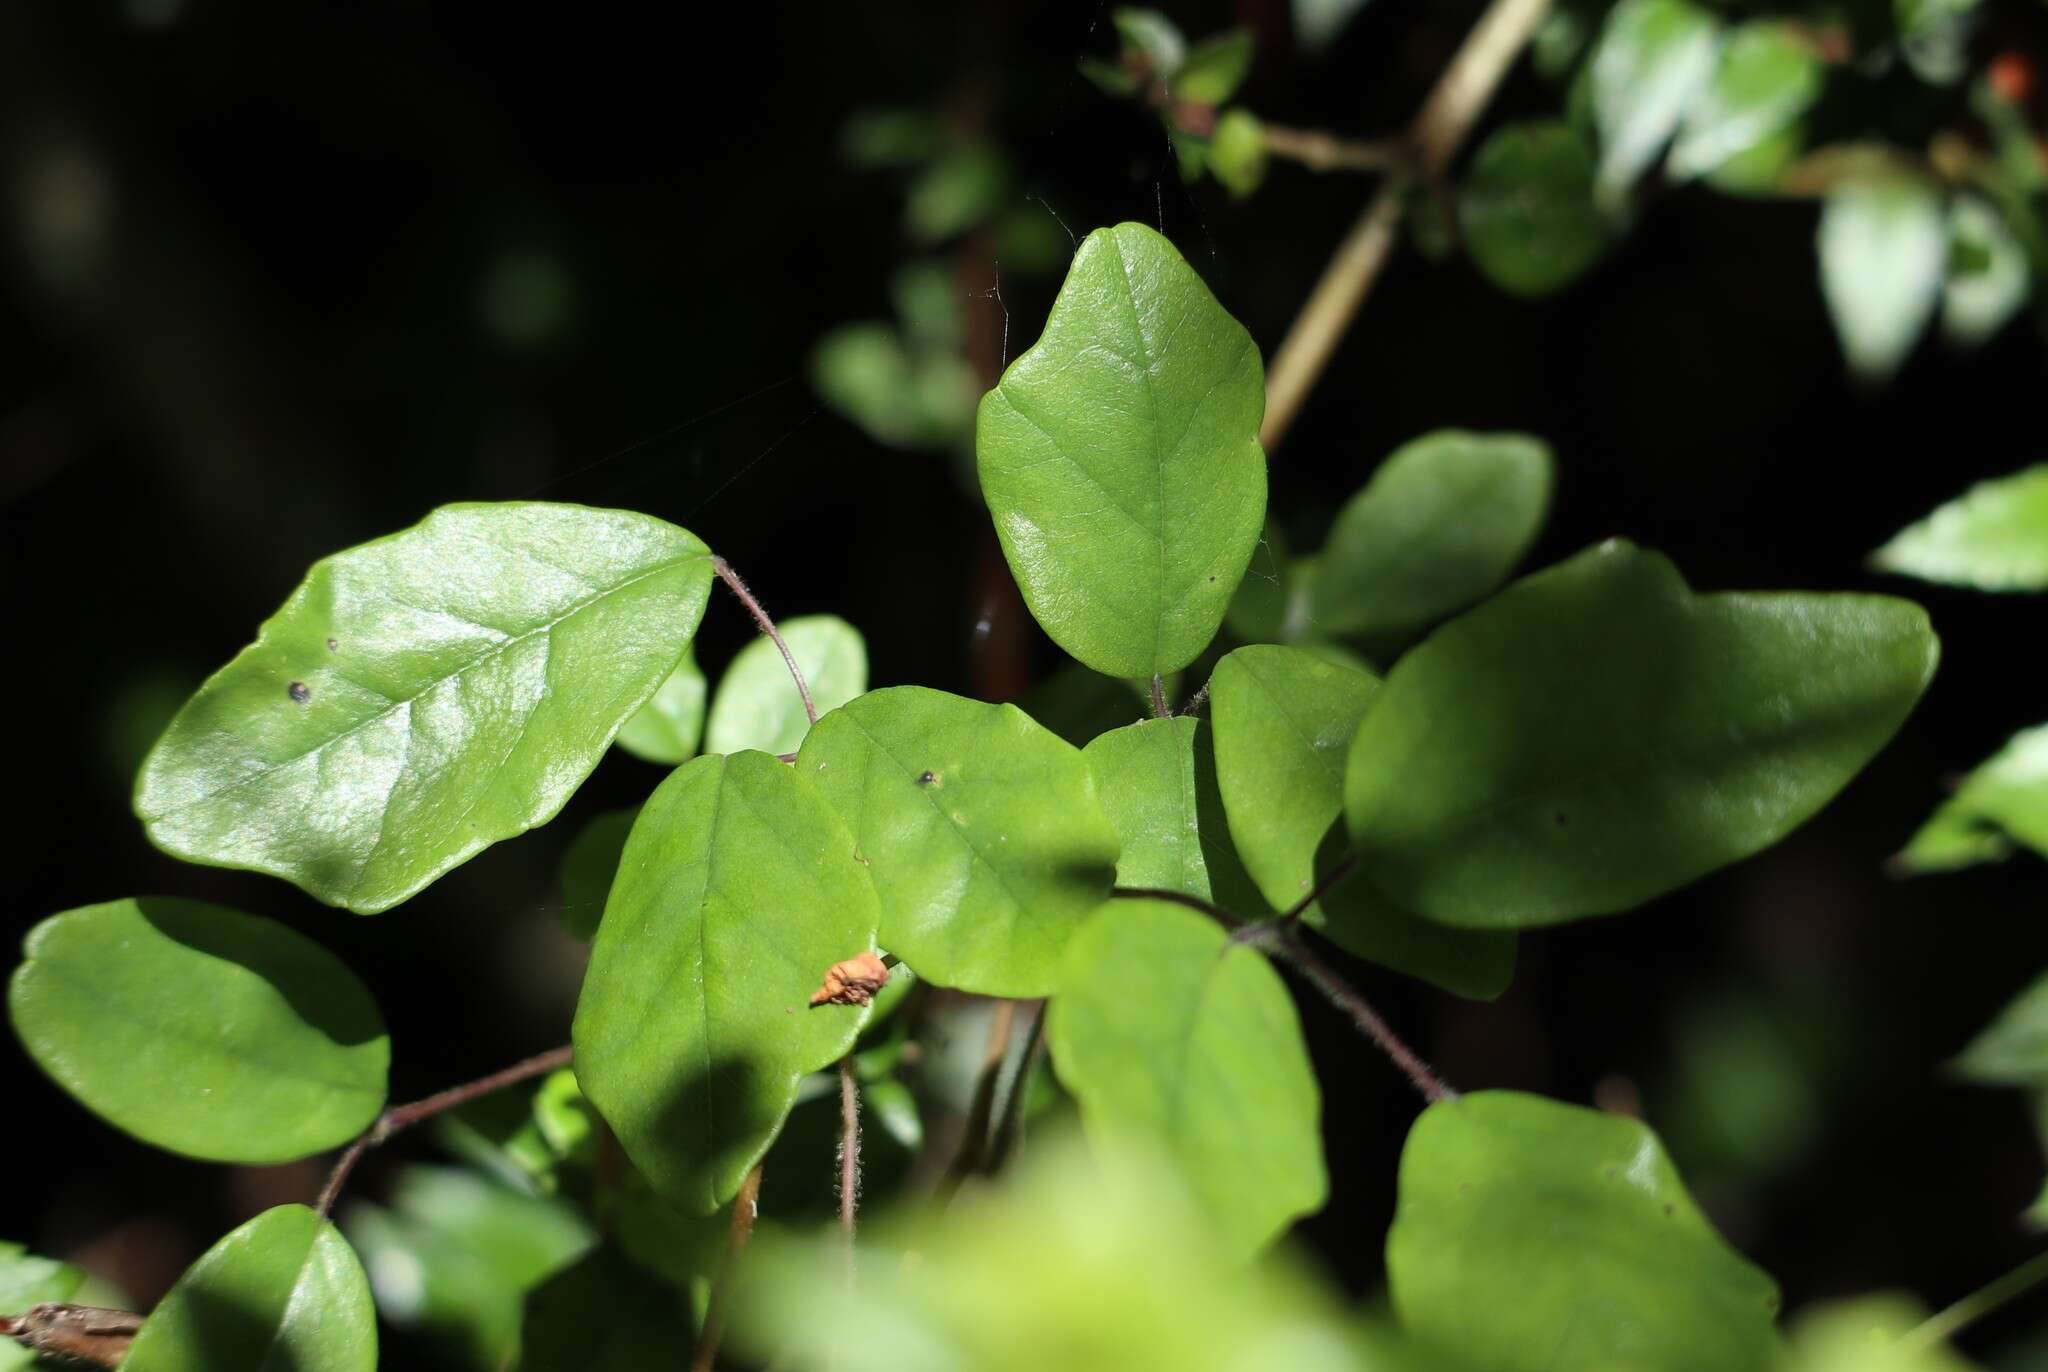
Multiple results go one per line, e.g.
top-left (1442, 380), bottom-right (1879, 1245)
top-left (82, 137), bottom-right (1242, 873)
top-left (940, 999), bottom-right (1018, 1193)
top-left (1249, 924), bottom-right (1457, 1103)
top-left (1, 1305), bottom-right (142, 1369)
top-left (1177, 678), bottom-right (1211, 717)
top-left (691, 1163), bottom-right (765, 1372)
top-left (1278, 852), bottom-right (1360, 927)
top-left (1110, 885), bottom-right (1243, 928)
top-left (1149, 674), bottom-right (1170, 719)
top-left (314, 1045), bottom-right (573, 1217)
top-left (1903, 1248), bottom-right (2048, 1354)
top-left (1260, 0), bottom-right (1553, 452)
top-left (1261, 124), bottom-right (1409, 174)
top-left (987, 999), bottom-right (1049, 1171)
top-left (712, 556), bottom-right (817, 726)
top-left (837, 1058), bottom-right (862, 1242)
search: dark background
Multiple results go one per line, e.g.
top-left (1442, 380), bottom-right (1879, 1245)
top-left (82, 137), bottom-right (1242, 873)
top-left (5, 0), bottom-right (2048, 1364)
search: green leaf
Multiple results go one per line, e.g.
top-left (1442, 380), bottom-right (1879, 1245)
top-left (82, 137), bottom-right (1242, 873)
top-left (572, 751), bottom-right (880, 1212)
top-left (1874, 466), bottom-right (2048, 591)
top-left (1210, 646), bottom-right (1515, 998)
top-left (1017, 664), bottom-right (1153, 747)
top-left (1819, 177), bottom-right (1949, 380)
top-left (1209, 109), bottom-right (1268, 199)
top-left (1171, 30), bottom-right (1253, 104)
top-left (812, 322), bottom-right (978, 452)
top-left (1896, 0), bottom-right (1981, 84)
top-left (124, 1206), bottom-right (376, 1372)
top-left (704, 615), bottom-right (867, 757)
top-left (1388, 1091), bottom-right (1783, 1372)
top-left (1943, 195), bottom-right (2030, 347)
top-left (795, 687), bottom-right (1120, 997)
top-left (977, 222), bottom-right (1268, 679)
top-left (556, 806), bottom-right (636, 940)
top-left (1953, 969), bottom-right (2048, 1087)
top-left (1668, 22), bottom-right (1823, 181)
top-left (1345, 540), bottom-right (1939, 928)
top-left (1314, 431), bottom-right (1554, 640)
top-left (1461, 123), bottom-right (1607, 298)
top-left (135, 503), bottom-right (714, 913)
top-left (615, 649), bottom-right (706, 765)
top-left (1081, 716), bottom-right (1264, 914)
top-left (9, 897), bottom-right (387, 1164)
top-left (1, 1241), bottom-right (83, 1372)
top-left (1113, 8), bottom-right (1186, 76)
top-left (1895, 724), bottom-right (2048, 873)
top-left (520, 1247), bottom-right (694, 1371)
top-left (1048, 899), bottom-right (1325, 1256)
top-left (906, 145), bottom-right (1010, 244)
top-left (1589, 0), bottom-right (1722, 200)
top-left (1786, 1294), bottom-right (1977, 1372)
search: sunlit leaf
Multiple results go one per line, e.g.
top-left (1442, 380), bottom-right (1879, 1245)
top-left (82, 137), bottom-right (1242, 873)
top-left (615, 649), bottom-right (706, 765)
top-left (1388, 1091), bottom-right (1783, 1371)
top-left (1113, 8), bottom-right (1186, 76)
top-left (1785, 1294), bottom-right (1977, 1372)
top-left (135, 503), bottom-right (713, 913)
top-left (704, 614), bottom-right (867, 757)
top-left (1345, 541), bottom-right (1938, 928)
top-left (124, 1206), bottom-right (376, 1372)
top-left (1668, 22), bottom-right (1823, 181)
top-left (1895, 724), bottom-right (2048, 873)
top-left (9, 897), bottom-right (387, 1164)
top-left (1589, 0), bottom-right (1721, 200)
top-left (573, 751), bottom-right (880, 1212)
top-left (1819, 178), bottom-right (1948, 380)
top-left (796, 686), bottom-right (1120, 997)
top-left (1874, 466), bottom-right (2048, 591)
top-left (1953, 969), bottom-right (2048, 1087)
top-left (1210, 109), bottom-right (1268, 199)
top-left (1461, 123), bottom-right (1607, 297)
top-left (1942, 195), bottom-right (2030, 347)
top-left (977, 222), bottom-right (1267, 678)
top-left (1172, 30), bottom-right (1253, 104)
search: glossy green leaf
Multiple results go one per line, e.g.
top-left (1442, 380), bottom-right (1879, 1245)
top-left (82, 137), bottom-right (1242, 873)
top-left (977, 222), bottom-right (1267, 679)
top-left (1460, 123), bottom-right (1606, 298)
top-left (135, 502), bottom-right (714, 913)
top-left (1210, 646), bottom-right (1514, 998)
top-left (1895, 724), bottom-right (2048, 873)
top-left (795, 686), bottom-right (1120, 997)
top-left (1952, 970), bottom-right (2048, 1087)
top-left (1589, 0), bottom-right (1722, 200)
top-left (1345, 540), bottom-right (1939, 928)
top-left (1050, 899), bottom-right (1325, 1255)
top-left (1819, 178), bottom-right (1948, 380)
top-left (1668, 22), bottom-right (1823, 181)
top-left (615, 649), bottom-right (706, 765)
top-left (0, 1241), bottom-right (83, 1372)
top-left (1081, 716), bottom-right (1264, 914)
top-left (1171, 30), bottom-right (1253, 104)
top-left (1388, 1091), bottom-right (1783, 1372)
top-left (704, 614), bottom-right (867, 757)
top-left (572, 751), bottom-right (880, 1212)
top-left (124, 1205), bottom-right (375, 1372)
top-left (1874, 467), bottom-right (2048, 591)
top-left (1209, 109), bottom-right (1268, 199)
top-left (1314, 431), bottom-right (1554, 640)
top-left (1942, 195), bottom-right (2029, 347)
top-left (1786, 1294), bottom-right (1976, 1372)
top-left (9, 897), bottom-right (387, 1164)
top-left (520, 1247), bottom-right (693, 1371)
top-left (556, 806), bottom-right (636, 940)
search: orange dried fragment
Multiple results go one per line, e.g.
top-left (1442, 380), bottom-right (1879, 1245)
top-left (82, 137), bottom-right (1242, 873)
top-left (810, 951), bottom-right (890, 1007)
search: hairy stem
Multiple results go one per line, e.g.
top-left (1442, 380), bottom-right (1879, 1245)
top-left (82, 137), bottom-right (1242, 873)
top-left (838, 1058), bottom-right (862, 1242)
top-left (712, 555), bottom-right (817, 725)
top-left (1248, 924), bottom-right (1457, 1103)
top-left (1261, 0), bottom-right (1553, 452)
top-left (1, 1306), bottom-right (141, 1369)
top-left (987, 999), bottom-right (1049, 1171)
top-left (1150, 673), bottom-right (1170, 719)
top-left (1904, 1248), bottom-right (2048, 1353)
top-left (691, 1163), bottom-right (764, 1372)
top-left (314, 1045), bottom-right (573, 1217)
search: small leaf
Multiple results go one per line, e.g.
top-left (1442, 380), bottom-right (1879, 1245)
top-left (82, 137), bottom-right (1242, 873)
top-left (977, 223), bottom-right (1267, 679)
top-left (1209, 109), bottom-right (1268, 199)
top-left (1953, 970), bottom-right (2048, 1087)
top-left (1819, 177), bottom-right (1949, 380)
top-left (1171, 30), bottom-right (1253, 104)
top-left (1082, 716), bottom-right (1264, 913)
top-left (1294, 0), bottom-right (1372, 53)
top-left (1314, 431), bottom-right (1554, 639)
top-left (1, 1241), bottom-right (83, 1372)
top-left (1461, 123), bottom-right (1607, 297)
top-left (906, 145), bottom-right (1010, 244)
top-left (1049, 899), bottom-right (1325, 1256)
top-left (556, 806), bottom-right (637, 940)
top-left (1388, 1091), bottom-right (1783, 1372)
top-left (1589, 0), bottom-right (1722, 200)
top-left (519, 1247), bottom-right (693, 1372)
top-left (812, 322), bottom-right (978, 452)
top-left (1896, 0), bottom-right (1982, 85)
top-left (1786, 1294), bottom-right (1977, 1372)
top-left (615, 649), bottom-right (707, 765)
top-left (9, 898), bottom-right (387, 1164)
top-left (1943, 195), bottom-right (2030, 347)
top-left (1668, 22), bottom-right (1823, 181)
top-left (572, 751), bottom-right (880, 1212)
top-left (1345, 541), bottom-right (1938, 928)
top-left (795, 687), bottom-right (1120, 998)
top-left (1894, 724), bottom-right (2048, 873)
top-left (704, 615), bottom-right (868, 757)
top-left (1113, 8), bottom-right (1186, 76)
top-left (1210, 646), bottom-right (1514, 998)
top-left (135, 502), bottom-right (714, 913)
top-left (1875, 467), bottom-right (2048, 592)
top-left (124, 1206), bottom-right (376, 1372)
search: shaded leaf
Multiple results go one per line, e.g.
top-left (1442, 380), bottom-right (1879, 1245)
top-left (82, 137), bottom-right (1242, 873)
top-left (1894, 724), bottom-right (2048, 873)
top-left (519, 1247), bottom-right (693, 1372)
top-left (124, 1206), bottom-right (375, 1372)
top-left (135, 503), bottom-right (713, 913)
top-left (1819, 178), bottom-right (1948, 380)
top-left (1461, 123), bottom-right (1607, 297)
top-left (9, 897), bottom-right (387, 1164)
top-left (705, 615), bottom-right (867, 757)
top-left (1210, 647), bottom-right (1514, 998)
top-left (1172, 30), bottom-right (1253, 104)
top-left (1874, 466), bottom-right (2048, 591)
top-left (795, 686), bottom-right (1120, 997)
top-left (1210, 109), bottom-right (1268, 199)
top-left (1942, 195), bottom-right (2030, 347)
top-left (556, 807), bottom-right (637, 941)
top-left (1668, 22), bottom-right (1823, 181)
top-left (1314, 431), bottom-right (1554, 640)
top-left (1113, 8), bottom-right (1186, 76)
top-left (1345, 541), bottom-right (1938, 928)
top-left (572, 751), bottom-right (880, 1212)
top-left (977, 223), bottom-right (1267, 678)
top-left (615, 649), bottom-right (706, 765)
top-left (1388, 1091), bottom-right (1783, 1372)
top-left (1589, 0), bottom-right (1722, 200)
top-left (1082, 716), bottom-right (1264, 913)
top-left (1953, 970), bottom-right (2048, 1087)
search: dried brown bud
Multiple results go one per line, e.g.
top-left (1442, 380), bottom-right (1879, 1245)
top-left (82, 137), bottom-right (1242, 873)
top-left (809, 951), bottom-right (890, 1007)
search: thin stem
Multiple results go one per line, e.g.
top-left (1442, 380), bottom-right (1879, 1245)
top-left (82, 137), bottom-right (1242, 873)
top-left (1261, 123), bottom-right (1408, 174)
top-left (837, 1058), bottom-right (862, 1241)
top-left (1261, 0), bottom-right (1552, 453)
top-left (940, 999), bottom-right (1018, 1193)
top-left (1150, 674), bottom-right (1170, 719)
top-left (691, 1163), bottom-right (764, 1372)
top-left (1280, 852), bottom-right (1360, 926)
top-left (1, 1305), bottom-right (142, 1369)
top-left (1110, 885), bottom-right (1243, 928)
top-left (314, 1045), bottom-right (573, 1217)
top-left (1262, 925), bottom-right (1457, 1103)
top-left (988, 999), bottom-right (1049, 1171)
top-left (1903, 1249), bottom-right (2048, 1353)
top-left (1177, 678), bottom-right (1211, 717)
top-left (712, 556), bottom-right (817, 726)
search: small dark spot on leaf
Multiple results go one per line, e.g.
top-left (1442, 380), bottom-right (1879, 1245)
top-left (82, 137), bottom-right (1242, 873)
top-left (1662, 1203), bottom-right (1674, 1217)
top-left (1207, 574), bottom-right (1216, 582)
top-left (288, 681), bottom-right (312, 704)
top-left (917, 770), bottom-right (937, 786)
top-left (1554, 811), bottom-right (1568, 827)
top-left (325, 637), bottom-right (338, 652)
top-left (1603, 1166), bottom-right (1618, 1180)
